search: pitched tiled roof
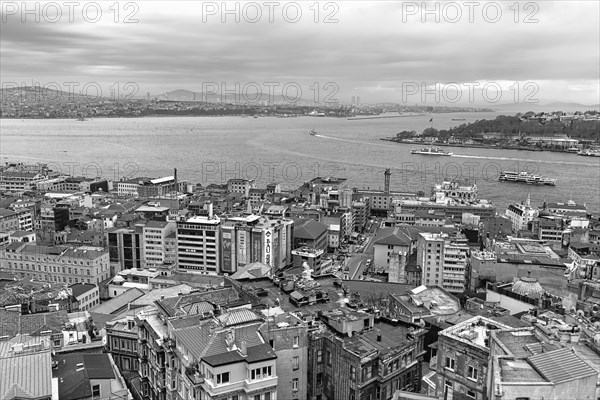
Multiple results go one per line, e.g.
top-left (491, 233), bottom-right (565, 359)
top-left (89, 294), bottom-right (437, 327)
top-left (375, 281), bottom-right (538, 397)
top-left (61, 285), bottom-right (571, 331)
top-left (0, 352), bottom-right (53, 400)
top-left (293, 219), bottom-right (327, 240)
top-left (528, 347), bottom-right (597, 384)
top-left (0, 310), bottom-right (69, 338)
top-left (217, 309), bottom-right (261, 327)
top-left (156, 288), bottom-right (240, 317)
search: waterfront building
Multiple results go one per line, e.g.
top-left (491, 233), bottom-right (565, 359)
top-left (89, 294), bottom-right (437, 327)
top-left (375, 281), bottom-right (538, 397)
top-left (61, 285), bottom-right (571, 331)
top-left (505, 195), bottom-right (538, 233)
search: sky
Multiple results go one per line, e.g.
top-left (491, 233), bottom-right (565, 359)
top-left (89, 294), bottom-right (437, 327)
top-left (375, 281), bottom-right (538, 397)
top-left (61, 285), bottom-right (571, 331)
top-left (1, 0), bottom-right (599, 106)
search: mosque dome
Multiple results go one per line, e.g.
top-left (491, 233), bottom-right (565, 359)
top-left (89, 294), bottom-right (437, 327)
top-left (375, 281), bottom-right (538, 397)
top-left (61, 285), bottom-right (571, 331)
top-left (512, 275), bottom-right (544, 299)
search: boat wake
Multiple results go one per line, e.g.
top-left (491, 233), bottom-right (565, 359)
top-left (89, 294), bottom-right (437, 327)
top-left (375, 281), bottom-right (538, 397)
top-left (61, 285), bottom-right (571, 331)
top-left (452, 154), bottom-right (598, 166)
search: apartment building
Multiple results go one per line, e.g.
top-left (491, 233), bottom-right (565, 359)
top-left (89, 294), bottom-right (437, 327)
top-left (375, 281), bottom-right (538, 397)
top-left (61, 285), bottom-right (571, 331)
top-left (143, 220), bottom-right (177, 269)
top-left (417, 233), bottom-right (469, 293)
top-left (0, 242), bottom-right (110, 285)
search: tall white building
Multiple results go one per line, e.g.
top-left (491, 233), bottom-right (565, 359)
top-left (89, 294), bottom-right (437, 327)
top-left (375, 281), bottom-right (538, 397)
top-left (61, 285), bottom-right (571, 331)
top-left (142, 220), bottom-right (176, 268)
top-left (417, 232), bottom-right (469, 293)
top-left (505, 194), bottom-right (538, 232)
top-left (176, 203), bottom-right (221, 275)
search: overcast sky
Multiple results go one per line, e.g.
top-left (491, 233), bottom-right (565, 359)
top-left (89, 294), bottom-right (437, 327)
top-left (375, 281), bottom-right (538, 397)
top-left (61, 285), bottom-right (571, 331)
top-left (1, 1), bottom-right (599, 106)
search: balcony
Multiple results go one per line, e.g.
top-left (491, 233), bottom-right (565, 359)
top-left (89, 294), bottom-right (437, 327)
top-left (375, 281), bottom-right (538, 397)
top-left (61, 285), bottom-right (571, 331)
top-left (184, 367), bottom-right (205, 385)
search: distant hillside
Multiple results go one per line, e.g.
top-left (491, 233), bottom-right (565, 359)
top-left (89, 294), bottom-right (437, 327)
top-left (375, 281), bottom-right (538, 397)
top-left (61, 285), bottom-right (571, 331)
top-left (153, 88), bottom-right (323, 106)
top-left (493, 102), bottom-right (600, 114)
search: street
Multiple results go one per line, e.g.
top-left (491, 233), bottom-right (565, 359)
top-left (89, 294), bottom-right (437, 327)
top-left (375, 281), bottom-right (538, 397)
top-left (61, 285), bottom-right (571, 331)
top-left (345, 219), bottom-right (380, 280)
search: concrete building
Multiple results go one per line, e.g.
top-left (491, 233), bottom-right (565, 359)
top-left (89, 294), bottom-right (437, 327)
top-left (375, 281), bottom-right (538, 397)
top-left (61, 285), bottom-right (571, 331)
top-left (142, 220), bottom-right (177, 268)
top-left (53, 353), bottom-right (131, 400)
top-left (106, 315), bottom-right (140, 374)
top-left (221, 215), bottom-right (293, 274)
top-left (292, 247), bottom-right (324, 274)
top-left (227, 178), bottom-right (256, 197)
top-left (293, 218), bottom-right (328, 252)
top-left (434, 316), bottom-right (511, 400)
top-left (176, 209), bottom-right (221, 275)
top-left (259, 311), bottom-right (308, 400)
top-left (505, 195), bottom-right (538, 233)
top-left (417, 233), bottom-right (469, 293)
top-left (70, 283), bottom-right (99, 311)
top-left (308, 309), bottom-right (427, 400)
top-left (106, 225), bottom-right (145, 273)
top-left (488, 327), bottom-right (598, 400)
top-left (373, 227), bottom-right (412, 272)
top-left (0, 208), bottom-right (19, 232)
top-left (0, 242), bottom-right (110, 285)
top-left (0, 170), bottom-right (46, 192)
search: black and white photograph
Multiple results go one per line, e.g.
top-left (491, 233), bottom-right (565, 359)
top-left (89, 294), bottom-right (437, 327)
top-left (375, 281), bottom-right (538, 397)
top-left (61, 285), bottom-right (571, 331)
top-left (0, 1), bottom-right (599, 399)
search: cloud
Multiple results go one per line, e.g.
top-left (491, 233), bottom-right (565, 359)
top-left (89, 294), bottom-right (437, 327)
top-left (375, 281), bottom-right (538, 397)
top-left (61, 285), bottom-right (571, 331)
top-left (1, 0), bottom-right (598, 104)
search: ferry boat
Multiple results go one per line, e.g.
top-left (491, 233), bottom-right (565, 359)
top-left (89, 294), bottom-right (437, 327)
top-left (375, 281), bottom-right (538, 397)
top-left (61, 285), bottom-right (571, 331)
top-left (565, 147), bottom-right (579, 153)
top-left (498, 171), bottom-right (556, 186)
top-left (411, 147), bottom-right (453, 156)
top-left (309, 129), bottom-right (317, 136)
top-left (578, 149), bottom-right (600, 157)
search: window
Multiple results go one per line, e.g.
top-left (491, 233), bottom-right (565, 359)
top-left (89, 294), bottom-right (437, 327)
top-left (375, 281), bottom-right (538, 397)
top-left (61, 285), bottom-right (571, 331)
top-left (445, 356), bottom-right (455, 370)
top-left (291, 378), bottom-right (298, 391)
top-left (316, 372), bottom-right (323, 386)
top-left (254, 395), bottom-right (260, 400)
top-left (264, 392), bottom-right (271, 400)
top-left (317, 350), bottom-right (322, 363)
top-left (293, 356), bottom-right (299, 370)
top-left (327, 351), bottom-right (332, 366)
top-left (349, 388), bottom-right (355, 400)
top-left (468, 365), bottom-right (478, 381)
top-left (92, 384), bottom-right (100, 398)
top-left (293, 336), bottom-right (299, 348)
top-left (262, 366), bottom-right (272, 377)
top-left (216, 372), bottom-right (230, 385)
top-left (350, 365), bottom-right (356, 381)
top-left (467, 390), bottom-right (476, 399)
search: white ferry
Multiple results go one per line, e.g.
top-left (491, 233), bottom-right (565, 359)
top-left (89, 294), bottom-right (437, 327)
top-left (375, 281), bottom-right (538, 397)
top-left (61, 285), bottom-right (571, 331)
top-left (498, 171), bottom-right (556, 186)
top-left (411, 147), bottom-right (453, 156)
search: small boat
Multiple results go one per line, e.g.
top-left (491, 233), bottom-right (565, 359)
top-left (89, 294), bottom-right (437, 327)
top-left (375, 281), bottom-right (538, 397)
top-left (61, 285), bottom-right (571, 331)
top-left (452, 118), bottom-right (466, 121)
top-left (411, 147), bottom-right (453, 156)
top-left (309, 129), bottom-right (318, 136)
top-left (565, 147), bottom-right (579, 153)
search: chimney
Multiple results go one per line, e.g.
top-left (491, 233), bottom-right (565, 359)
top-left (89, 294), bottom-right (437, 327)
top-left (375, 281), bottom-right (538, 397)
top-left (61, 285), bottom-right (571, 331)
top-left (376, 330), bottom-right (382, 342)
top-left (240, 341), bottom-right (247, 356)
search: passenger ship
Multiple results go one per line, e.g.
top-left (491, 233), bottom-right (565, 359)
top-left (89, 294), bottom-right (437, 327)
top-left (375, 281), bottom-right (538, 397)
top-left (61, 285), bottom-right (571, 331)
top-left (498, 171), bottom-right (556, 186)
top-left (410, 147), bottom-right (453, 156)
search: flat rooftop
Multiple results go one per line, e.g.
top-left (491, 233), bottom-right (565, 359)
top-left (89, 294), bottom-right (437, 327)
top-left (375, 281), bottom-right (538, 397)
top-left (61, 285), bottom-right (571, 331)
top-left (500, 358), bottom-right (545, 383)
top-left (342, 321), bottom-right (413, 358)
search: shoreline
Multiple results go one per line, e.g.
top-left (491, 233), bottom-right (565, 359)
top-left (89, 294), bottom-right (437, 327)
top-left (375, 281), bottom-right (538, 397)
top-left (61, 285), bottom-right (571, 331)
top-left (379, 137), bottom-right (600, 154)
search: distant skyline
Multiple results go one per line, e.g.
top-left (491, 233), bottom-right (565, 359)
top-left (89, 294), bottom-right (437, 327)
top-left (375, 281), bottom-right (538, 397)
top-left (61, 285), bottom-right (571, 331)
top-left (1, 1), bottom-right (599, 106)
